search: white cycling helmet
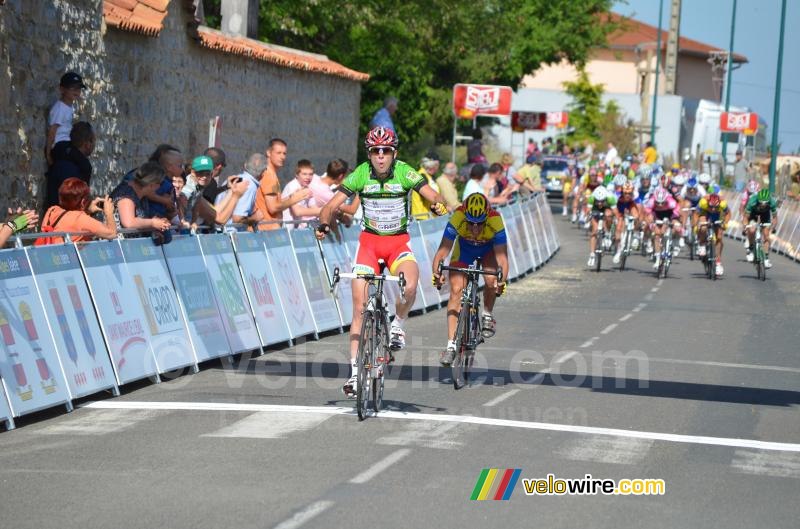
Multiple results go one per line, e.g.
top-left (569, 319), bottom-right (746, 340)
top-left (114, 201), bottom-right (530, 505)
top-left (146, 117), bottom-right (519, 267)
top-left (698, 173), bottom-right (712, 185)
top-left (613, 174), bottom-right (627, 188)
top-left (592, 186), bottom-right (609, 202)
top-left (672, 173), bottom-right (687, 186)
top-left (614, 156), bottom-right (622, 167)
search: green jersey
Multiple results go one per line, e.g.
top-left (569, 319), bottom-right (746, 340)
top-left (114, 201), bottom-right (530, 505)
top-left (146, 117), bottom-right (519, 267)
top-left (587, 195), bottom-right (617, 210)
top-left (341, 160), bottom-right (426, 235)
top-left (745, 194), bottom-right (777, 217)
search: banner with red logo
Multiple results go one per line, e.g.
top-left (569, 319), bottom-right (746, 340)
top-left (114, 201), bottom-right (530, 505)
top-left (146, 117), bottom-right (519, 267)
top-left (512, 112), bottom-right (547, 132)
top-left (720, 112), bottom-right (758, 135)
top-left (453, 84), bottom-right (513, 118)
top-left (546, 111), bottom-right (569, 128)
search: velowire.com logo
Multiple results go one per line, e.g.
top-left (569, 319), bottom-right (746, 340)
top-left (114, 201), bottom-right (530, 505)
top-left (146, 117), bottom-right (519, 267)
top-left (470, 469), bottom-right (522, 500)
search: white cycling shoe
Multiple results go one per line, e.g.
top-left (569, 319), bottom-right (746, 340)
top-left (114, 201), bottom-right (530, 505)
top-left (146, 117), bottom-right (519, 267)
top-left (746, 251), bottom-right (754, 263)
top-left (390, 325), bottom-right (405, 350)
top-left (764, 259), bottom-right (772, 269)
top-left (587, 254), bottom-right (596, 267)
top-left (342, 374), bottom-right (358, 398)
top-left (612, 251), bottom-right (621, 264)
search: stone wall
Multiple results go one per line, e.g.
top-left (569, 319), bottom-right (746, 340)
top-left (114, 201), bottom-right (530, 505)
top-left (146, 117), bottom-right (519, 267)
top-left (0, 0), bottom-right (362, 208)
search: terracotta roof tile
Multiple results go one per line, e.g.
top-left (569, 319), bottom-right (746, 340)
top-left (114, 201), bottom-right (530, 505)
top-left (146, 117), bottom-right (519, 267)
top-left (102, 0), bottom-right (168, 36)
top-left (606, 13), bottom-right (747, 63)
top-left (196, 27), bottom-right (369, 82)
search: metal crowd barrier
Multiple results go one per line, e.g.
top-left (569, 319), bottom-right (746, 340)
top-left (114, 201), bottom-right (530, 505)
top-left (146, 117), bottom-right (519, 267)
top-left (0, 194), bottom-right (559, 430)
top-left (721, 190), bottom-right (800, 261)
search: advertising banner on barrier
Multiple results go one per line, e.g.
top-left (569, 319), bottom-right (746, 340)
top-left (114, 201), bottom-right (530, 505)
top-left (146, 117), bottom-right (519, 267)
top-left (263, 229), bottom-right (316, 338)
top-left (232, 232), bottom-right (292, 347)
top-left (320, 235), bottom-right (354, 326)
top-left (199, 234), bottom-right (261, 354)
top-left (538, 193), bottom-right (559, 252)
top-left (78, 241), bottom-right (157, 385)
top-left (418, 216), bottom-right (450, 303)
top-left (0, 388), bottom-right (12, 429)
top-left (120, 239), bottom-right (197, 372)
top-left (511, 203), bottom-right (535, 273)
top-left (521, 199), bottom-right (542, 268)
top-left (163, 236), bottom-right (230, 362)
top-left (533, 198), bottom-right (553, 258)
top-left (27, 244), bottom-right (117, 399)
top-left (0, 249), bottom-right (70, 416)
top-left (291, 229), bottom-right (341, 332)
top-left (408, 223), bottom-right (435, 310)
top-left (498, 209), bottom-right (520, 280)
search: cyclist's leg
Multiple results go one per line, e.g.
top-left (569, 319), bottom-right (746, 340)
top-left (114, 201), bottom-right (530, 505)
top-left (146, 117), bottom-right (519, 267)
top-left (482, 249), bottom-right (499, 314)
top-left (446, 270), bottom-right (467, 340)
top-left (589, 215), bottom-right (599, 253)
top-left (346, 235), bottom-right (381, 392)
top-left (386, 234), bottom-right (418, 321)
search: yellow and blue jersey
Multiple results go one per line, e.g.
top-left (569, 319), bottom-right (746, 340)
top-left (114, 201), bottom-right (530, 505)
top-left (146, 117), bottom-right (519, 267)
top-left (697, 197), bottom-right (729, 220)
top-left (443, 206), bottom-right (507, 266)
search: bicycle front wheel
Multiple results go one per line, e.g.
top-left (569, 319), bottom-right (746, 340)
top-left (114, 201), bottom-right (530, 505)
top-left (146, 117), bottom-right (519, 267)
top-left (452, 302), bottom-right (470, 390)
top-left (356, 311), bottom-right (375, 420)
top-left (372, 316), bottom-right (389, 412)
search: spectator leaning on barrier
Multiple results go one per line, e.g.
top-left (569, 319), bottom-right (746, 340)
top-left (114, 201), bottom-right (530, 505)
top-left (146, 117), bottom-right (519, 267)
top-left (111, 162), bottom-right (171, 234)
top-left (281, 159), bottom-right (322, 229)
top-left (0, 208), bottom-right (39, 248)
top-left (515, 155), bottom-right (544, 195)
top-left (180, 155), bottom-right (215, 225)
top-left (411, 154), bottom-right (441, 220)
top-left (484, 163), bottom-right (512, 206)
top-left (46, 72), bottom-right (86, 166)
top-left (190, 174), bottom-right (251, 229)
top-left (254, 138), bottom-right (310, 231)
top-left (45, 121), bottom-right (95, 210)
top-left (463, 163), bottom-right (486, 199)
top-left (38, 177), bottom-right (116, 244)
top-left (216, 152), bottom-right (267, 229)
top-left (437, 162), bottom-right (461, 211)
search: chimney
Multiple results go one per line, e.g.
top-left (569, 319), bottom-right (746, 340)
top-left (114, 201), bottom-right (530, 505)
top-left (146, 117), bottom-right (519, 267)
top-left (220, 0), bottom-right (259, 39)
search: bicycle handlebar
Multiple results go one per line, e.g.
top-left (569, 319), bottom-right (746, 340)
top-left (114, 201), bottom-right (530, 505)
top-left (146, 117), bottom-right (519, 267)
top-left (435, 259), bottom-right (503, 291)
top-left (330, 267), bottom-right (406, 303)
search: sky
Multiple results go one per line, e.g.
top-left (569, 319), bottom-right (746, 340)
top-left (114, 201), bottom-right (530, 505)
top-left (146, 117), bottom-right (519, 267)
top-left (613, 0), bottom-right (799, 153)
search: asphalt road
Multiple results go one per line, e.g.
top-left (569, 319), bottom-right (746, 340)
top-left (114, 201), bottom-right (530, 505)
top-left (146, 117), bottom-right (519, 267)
top-left (2, 201), bottom-right (800, 528)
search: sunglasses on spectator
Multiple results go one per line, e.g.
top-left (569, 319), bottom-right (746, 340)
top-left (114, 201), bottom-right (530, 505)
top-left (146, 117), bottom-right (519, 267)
top-left (368, 147), bottom-right (395, 156)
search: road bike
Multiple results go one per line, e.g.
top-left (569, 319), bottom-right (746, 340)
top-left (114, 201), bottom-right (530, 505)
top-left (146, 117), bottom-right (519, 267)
top-left (750, 222), bottom-right (771, 281)
top-left (683, 207), bottom-right (697, 260)
top-left (698, 220), bottom-right (723, 280)
top-left (331, 267), bottom-right (405, 420)
top-left (654, 219), bottom-right (673, 279)
top-left (591, 211), bottom-right (610, 272)
top-left (436, 259), bottom-right (502, 390)
top-left (618, 214), bottom-right (636, 271)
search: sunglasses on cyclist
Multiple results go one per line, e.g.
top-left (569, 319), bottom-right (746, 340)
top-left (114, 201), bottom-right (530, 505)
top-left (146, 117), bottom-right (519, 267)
top-left (368, 147), bottom-right (395, 156)
top-left (466, 220), bottom-right (485, 228)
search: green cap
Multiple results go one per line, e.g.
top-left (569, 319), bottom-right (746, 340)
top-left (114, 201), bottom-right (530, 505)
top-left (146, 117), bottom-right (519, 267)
top-left (192, 155), bottom-right (214, 172)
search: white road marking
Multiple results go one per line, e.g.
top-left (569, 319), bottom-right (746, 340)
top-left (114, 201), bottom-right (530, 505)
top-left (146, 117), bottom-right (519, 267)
top-left (579, 338), bottom-right (597, 348)
top-left (600, 323), bottom-right (618, 335)
top-left (632, 303), bottom-right (647, 313)
top-left (36, 409), bottom-right (159, 436)
top-left (273, 500), bottom-right (335, 529)
top-left (732, 449), bottom-right (800, 479)
top-left (83, 401), bottom-right (800, 453)
top-left (377, 422), bottom-right (465, 450)
top-left (619, 313), bottom-right (633, 322)
top-left (650, 287), bottom-right (659, 293)
top-left (349, 449), bottom-right (411, 484)
top-left (657, 279), bottom-right (664, 287)
top-left (558, 437), bottom-right (653, 465)
top-left (483, 389), bottom-right (520, 407)
top-left (555, 351), bottom-right (579, 364)
top-left (204, 411), bottom-right (331, 439)
top-left (638, 356), bottom-right (800, 375)
top-left (644, 293), bottom-right (654, 301)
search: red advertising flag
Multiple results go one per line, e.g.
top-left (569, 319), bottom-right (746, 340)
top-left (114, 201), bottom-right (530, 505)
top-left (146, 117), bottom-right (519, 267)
top-left (546, 111), bottom-right (569, 128)
top-left (453, 84), bottom-right (513, 118)
top-left (720, 112), bottom-right (758, 135)
top-left (511, 112), bottom-right (547, 132)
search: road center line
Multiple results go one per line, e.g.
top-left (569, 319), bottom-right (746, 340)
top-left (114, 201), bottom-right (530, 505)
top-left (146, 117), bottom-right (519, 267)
top-left (632, 303), bottom-right (647, 313)
top-left (657, 279), bottom-right (664, 287)
top-left (349, 449), bottom-right (411, 484)
top-left (83, 401), bottom-right (800, 453)
top-left (650, 287), bottom-right (659, 293)
top-left (556, 351), bottom-right (579, 364)
top-left (483, 389), bottom-right (520, 407)
top-left (644, 293), bottom-right (654, 301)
top-left (273, 500), bottom-right (335, 529)
top-left (579, 337), bottom-right (599, 348)
top-left (619, 313), bottom-right (633, 322)
top-left (600, 323), bottom-right (618, 335)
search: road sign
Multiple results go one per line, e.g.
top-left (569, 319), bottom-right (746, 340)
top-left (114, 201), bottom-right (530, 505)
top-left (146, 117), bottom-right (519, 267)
top-left (720, 112), bottom-right (758, 135)
top-left (453, 84), bottom-right (512, 118)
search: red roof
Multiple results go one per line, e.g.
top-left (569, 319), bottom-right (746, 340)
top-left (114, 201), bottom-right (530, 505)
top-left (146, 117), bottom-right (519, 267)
top-left (101, 1), bottom-right (368, 82)
top-left (606, 13), bottom-right (747, 63)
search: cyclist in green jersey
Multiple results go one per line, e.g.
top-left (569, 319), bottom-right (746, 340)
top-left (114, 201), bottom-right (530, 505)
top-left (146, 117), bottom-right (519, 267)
top-left (317, 126), bottom-right (447, 396)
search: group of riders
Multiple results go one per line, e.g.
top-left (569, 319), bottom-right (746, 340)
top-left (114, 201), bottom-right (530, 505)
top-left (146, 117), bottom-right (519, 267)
top-left (557, 154), bottom-right (777, 276)
top-left (315, 126), bottom-right (777, 398)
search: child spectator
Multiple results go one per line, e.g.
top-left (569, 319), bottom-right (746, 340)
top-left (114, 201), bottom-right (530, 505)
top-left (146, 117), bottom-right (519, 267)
top-left (282, 159), bottom-right (321, 229)
top-left (47, 72), bottom-right (86, 166)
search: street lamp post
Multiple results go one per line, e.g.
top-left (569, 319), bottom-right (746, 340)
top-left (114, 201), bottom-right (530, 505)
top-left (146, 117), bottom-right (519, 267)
top-left (721, 0), bottom-right (737, 167)
top-left (650, 0), bottom-right (664, 143)
top-left (768, 0), bottom-right (787, 195)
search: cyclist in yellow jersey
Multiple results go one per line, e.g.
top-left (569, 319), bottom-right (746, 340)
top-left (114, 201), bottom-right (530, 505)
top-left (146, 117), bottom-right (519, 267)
top-left (431, 193), bottom-right (508, 366)
top-left (693, 193), bottom-right (731, 276)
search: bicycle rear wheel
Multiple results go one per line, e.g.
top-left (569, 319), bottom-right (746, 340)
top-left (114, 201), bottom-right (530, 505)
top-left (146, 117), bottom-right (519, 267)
top-left (452, 302), bottom-right (470, 390)
top-left (356, 311), bottom-right (374, 420)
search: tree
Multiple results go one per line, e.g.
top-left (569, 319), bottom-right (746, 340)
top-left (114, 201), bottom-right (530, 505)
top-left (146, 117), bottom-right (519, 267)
top-left (202, 1), bottom-right (617, 152)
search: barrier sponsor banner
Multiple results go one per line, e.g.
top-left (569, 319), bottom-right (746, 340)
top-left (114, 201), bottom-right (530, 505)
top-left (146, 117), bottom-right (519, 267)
top-left (0, 249), bottom-right (70, 415)
top-left (0, 387), bottom-right (12, 429)
top-left (232, 232), bottom-right (292, 347)
top-left (163, 236), bottom-right (230, 361)
top-left (418, 216), bottom-right (451, 303)
top-left (408, 222), bottom-right (436, 310)
top-left (291, 229), bottom-right (341, 332)
top-left (498, 208), bottom-right (521, 279)
top-left (534, 196), bottom-right (554, 258)
top-left (78, 241), bottom-right (157, 384)
top-left (320, 234), bottom-right (354, 326)
top-left (121, 239), bottom-right (197, 372)
top-left (199, 234), bottom-right (261, 354)
top-left (263, 229), bottom-right (316, 338)
top-left (521, 199), bottom-right (543, 268)
top-left (27, 244), bottom-right (117, 399)
top-left (511, 203), bottom-right (535, 273)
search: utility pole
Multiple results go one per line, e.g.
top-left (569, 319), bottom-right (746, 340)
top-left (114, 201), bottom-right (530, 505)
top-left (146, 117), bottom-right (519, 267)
top-left (664, 0), bottom-right (681, 94)
top-left (650, 0), bottom-right (664, 143)
top-left (721, 0), bottom-right (737, 167)
top-left (768, 0), bottom-right (787, 195)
